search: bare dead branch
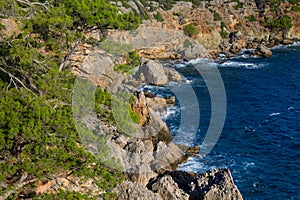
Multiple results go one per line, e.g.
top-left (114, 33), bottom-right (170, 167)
top-left (0, 66), bottom-right (36, 95)
top-left (33, 59), bottom-right (50, 71)
top-left (16, 0), bottom-right (49, 11)
top-left (0, 178), bottom-right (37, 200)
top-left (59, 39), bottom-right (82, 71)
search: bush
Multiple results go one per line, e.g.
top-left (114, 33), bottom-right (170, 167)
top-left (220, 31), bottom-right (229, 38)
top-left (245, 15), bottom-right (257, 22)
top-left (264, 15), bottom-right (293, 31)
top-left (183, 39), bottom-right (192, 48)
top-left (154, 12), bottom-right (164, 22)
top-left (212, 10), bottom-right (222, 21)
top-left (287, 0), bottom-right (300, 4)
top-left (233, 0), bottom-right (244, 10)
top-left (113, 51), bottom-right (140, 74)
top-left (184, 23), bottom-right (199, 37)
top-left (291, 5), bottom-right (300, 12)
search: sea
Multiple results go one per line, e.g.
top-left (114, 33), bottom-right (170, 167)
top-left (143, 44), bottom-right (300, 199)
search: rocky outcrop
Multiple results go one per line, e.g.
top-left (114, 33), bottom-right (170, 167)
top-left (151, 175), bottom-right (190, 200)
top-left (135, 60), bottom-right (168, 85)
top-left (183, 42), bottom-right (210, 60)
top-left (114, 181), bottom-right (162, 200)
top-left (253, 43), bottom-right (273, 57)
top-left (72, 49), bottom-right (124, 91)
top-left (165, 169), bottom-right (243, 200)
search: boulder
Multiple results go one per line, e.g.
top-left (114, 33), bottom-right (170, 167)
top-left (163, 67), bottom-right (182, 82)
top-left (183, 42), bottom-right (209, 60)
top-left (114, 181), bottom-right (162, 200)
top-left (151, 175), bottom-right (190, 200)
top-left (135, 60), bottom-right (168, 85)
top-left (74, 51), bottom-right (124, 91)
top-left (253, 44), bottom-right (272, 57)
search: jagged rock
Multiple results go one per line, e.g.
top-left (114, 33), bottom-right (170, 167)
top-left (143, 108), bottom-right (172, 144)
top-left (152, 143), bottom-right (185, 173)
top-left (219, 39), bottom-right (231, 52)
top-left (164, 67), bottom-right (182, 82)
top-left (135, 60), bottom-right (168, 85)
top-left (183, 42), bottom-right (209, 60)
top-left (114, 181), bottom-right (162, 200)
top-left (125, 164), bottom-right (158, 186)
top-left (146, 95), bottom-right (175, 113)
top-left (73, 50), bottom-right (124, 91)
top-left (132, 91), bottom-right (149, 126)
top-left (230, 42), bottom-right (242, 54)
top-left (253, 44), bottom-right (272, 57)
top-left (151, 175), bottom-right (189, 200)
top-left (166, 168), bottom-right (243, 200)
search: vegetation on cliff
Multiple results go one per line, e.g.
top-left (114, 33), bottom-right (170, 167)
top-left (0, 0), bottom-right (140, 199)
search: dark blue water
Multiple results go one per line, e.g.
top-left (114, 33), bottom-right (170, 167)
top-left (164, 45), bottom-right (300, 199)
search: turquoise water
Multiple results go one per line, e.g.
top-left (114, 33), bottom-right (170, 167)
top-left (162, 45), bottom-right (300, 199)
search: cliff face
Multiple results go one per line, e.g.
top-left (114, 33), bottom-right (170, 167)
top-left (107, 0), bottom-right (300, 59)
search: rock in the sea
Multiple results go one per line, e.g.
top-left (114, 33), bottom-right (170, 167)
top-left (166, 168), bottom-right (243, 200)
top-left (135, 60), bottom-right (168, 85)
top-left (151, 175), bottom-right (190, 200)
top-left (253, 44), bottom-right (272, 57)
top-left (114, 181), bottom-right (162, 200)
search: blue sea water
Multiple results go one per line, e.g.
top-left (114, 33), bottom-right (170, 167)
top-left (159, 44), bottom-right (300, 199)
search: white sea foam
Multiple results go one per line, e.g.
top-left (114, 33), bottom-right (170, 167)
top-left (219, 61), bottom-right (268, 69)
top-left (271, 42), bottom-right (300, 50)
top-left (269, 112), bottom-right (281, 117)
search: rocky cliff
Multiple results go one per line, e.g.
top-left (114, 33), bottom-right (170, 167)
top-left (106, 0), bottom-right (300, 59)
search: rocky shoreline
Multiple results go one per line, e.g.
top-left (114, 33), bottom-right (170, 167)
top-left (68, 41), bottom-right (245, 199)
top-left (62, 1), bottom-right (300, 199)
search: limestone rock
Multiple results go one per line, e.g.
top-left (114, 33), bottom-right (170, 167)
top-left (164, 67), bottom-right (182, 82)
top-left (125, 164), bottom-right (158, 186)
top-left (73, 51), bottom-right (124, 91)
top-left (152, 143), bottom-right (185, 173)
top-left (183, 42), bottom-right (209, 60)
top-left (144, 108), bottom-right (172, 144)
top-left (135, 60), bottom-right (168, 85)
top-left (151, 175), bottom-right (190, 200)
top-left (114, 181), bottom-right (162, 200)
top-left (253, 44), bottom-right (272, 57)
top-left (166, 168), bottom-right (244, 200)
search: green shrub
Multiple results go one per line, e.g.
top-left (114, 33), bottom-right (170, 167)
top-left (183, 39), bottom-right (192, 48)
top-left (184, 23), bottom-right (199, 37)
top-left (245, 15), bottom-right (257, 22)
top-left (264, 15), bottom-right (293, 31)
top-left (212, 10), bottom-right (222, 21)
top-left (154, 12), bottom-right (164, 22)
top-left (221, 21), bottom-right (227, 29)
top-left (287, 0), bottom-right (300, 4)
top-left (233, 0), bottom-right (244, 10)
top-left (291, 5), bottom-right (300, 12)
top-left (220, 31), bottom-right (229, 38)
top-left (113, 51), bottom-right (140, 74)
